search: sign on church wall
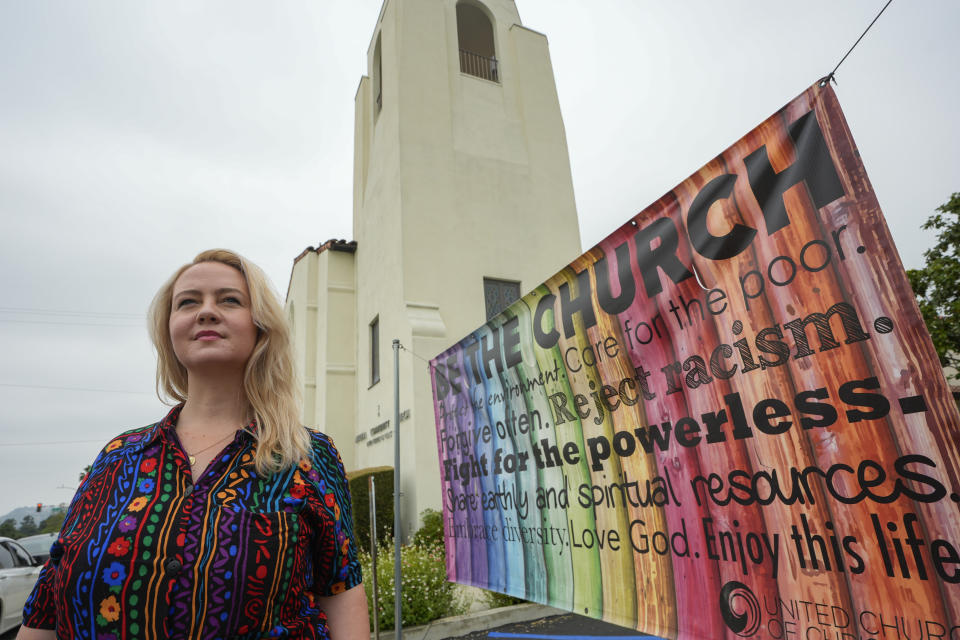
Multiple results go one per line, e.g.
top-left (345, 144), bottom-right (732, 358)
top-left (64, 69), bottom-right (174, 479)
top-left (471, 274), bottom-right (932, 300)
top-left (429, 83), bottom-right (960, 639)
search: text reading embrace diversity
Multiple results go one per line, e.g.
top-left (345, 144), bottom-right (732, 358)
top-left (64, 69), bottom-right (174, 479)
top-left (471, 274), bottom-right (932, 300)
top-left (430, 84), bottom-right (960, 640)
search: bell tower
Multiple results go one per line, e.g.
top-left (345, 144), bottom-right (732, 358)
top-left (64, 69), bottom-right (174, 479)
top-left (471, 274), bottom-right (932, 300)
top-left (351, 0), bottom-right (581, 537)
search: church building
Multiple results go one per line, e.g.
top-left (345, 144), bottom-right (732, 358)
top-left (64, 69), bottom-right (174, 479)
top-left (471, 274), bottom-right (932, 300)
top-left (285, 0), bottom-right (581, 538)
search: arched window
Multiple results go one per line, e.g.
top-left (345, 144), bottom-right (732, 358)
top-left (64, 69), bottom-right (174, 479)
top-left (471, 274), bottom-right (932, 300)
top-left (373, 34), bottom-right (383, 115)
top-left (456, 2), bottom-right (498, 82)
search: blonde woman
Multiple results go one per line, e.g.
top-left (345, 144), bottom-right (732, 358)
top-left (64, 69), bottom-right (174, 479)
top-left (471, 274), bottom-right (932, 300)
top-left (19, 249), bottom-right (368, 640)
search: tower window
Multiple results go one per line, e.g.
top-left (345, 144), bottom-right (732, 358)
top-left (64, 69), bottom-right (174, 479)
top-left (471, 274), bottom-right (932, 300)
top-left (370, 315), bottom-right (380, 386)
top-left (456, 2), bottom-right (498, 82)
top-left (373, 34), bottom-right (383, 115)
top-left (483, 278), bottom-right (520, 320)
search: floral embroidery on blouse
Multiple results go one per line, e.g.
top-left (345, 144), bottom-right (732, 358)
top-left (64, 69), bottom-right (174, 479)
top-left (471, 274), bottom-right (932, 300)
top-left (23, 405), bottom-right (362, 639)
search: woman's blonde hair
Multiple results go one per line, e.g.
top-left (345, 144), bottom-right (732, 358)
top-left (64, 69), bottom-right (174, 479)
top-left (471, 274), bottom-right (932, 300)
top-left (148, 248), bottom-right (309, 475)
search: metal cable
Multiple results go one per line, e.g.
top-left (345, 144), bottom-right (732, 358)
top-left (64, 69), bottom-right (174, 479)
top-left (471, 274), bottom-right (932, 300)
top-left (819, 0), bottom-right (894, 86)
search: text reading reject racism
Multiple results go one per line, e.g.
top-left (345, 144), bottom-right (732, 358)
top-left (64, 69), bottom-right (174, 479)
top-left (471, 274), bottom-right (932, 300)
top-left (434, 110), bottom-right (844, 397)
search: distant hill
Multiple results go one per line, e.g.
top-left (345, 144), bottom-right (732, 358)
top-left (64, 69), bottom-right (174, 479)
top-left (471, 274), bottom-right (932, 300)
top-left (0, 504), bottom-right (68, 528)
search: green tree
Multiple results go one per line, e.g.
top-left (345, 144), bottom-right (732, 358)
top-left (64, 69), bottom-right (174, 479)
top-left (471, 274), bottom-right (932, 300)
top-left (39, 511), bottom-right (65, 534)
top-left (18, 514), bottom-right (39, 538)
top-left (0, 518), bottom-right (17, 538)
top-left (907, 193), bottom-right (960, 371)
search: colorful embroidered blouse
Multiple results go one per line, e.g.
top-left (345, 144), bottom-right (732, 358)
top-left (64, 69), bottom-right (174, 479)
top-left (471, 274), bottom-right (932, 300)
top-left (23, 405), bottom-right (362, 639)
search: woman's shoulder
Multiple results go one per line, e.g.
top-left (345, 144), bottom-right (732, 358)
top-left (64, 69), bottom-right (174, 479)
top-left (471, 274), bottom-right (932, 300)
top-left (76, 421), bottom-right (162, 492)
top-left (302, 427), bottom-right (347, 475)
top-left (102, 423), bottom-right (159, 453)
top-left (98, 405), bottom-right (179, 457)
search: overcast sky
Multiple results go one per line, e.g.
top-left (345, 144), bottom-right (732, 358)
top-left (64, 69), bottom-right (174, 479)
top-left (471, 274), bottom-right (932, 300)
top-left (1, 1), bottom-right (957, 518)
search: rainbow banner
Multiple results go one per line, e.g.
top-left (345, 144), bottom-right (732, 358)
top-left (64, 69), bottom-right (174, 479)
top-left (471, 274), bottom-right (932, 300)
top-left (429, 83), bottom-right (960, 639)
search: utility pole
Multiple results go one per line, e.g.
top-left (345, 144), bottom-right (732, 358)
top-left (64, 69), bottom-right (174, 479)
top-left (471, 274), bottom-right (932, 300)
top-left (393, 339), bottom-right (402, 640)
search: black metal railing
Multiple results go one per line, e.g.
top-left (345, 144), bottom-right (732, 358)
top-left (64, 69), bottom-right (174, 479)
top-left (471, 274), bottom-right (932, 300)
top-left (459, 49), bottom-right (499, 82)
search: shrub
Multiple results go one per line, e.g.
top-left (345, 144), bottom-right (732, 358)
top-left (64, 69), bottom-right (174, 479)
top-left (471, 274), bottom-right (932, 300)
top-left (359, 541), bottom-right (465, 630)
top-left (347, 466), bottom-right (394, 551)
top-left (411, 508), bottom-right (444, 548)
top-left (482, 588), bottom-right (526, 609)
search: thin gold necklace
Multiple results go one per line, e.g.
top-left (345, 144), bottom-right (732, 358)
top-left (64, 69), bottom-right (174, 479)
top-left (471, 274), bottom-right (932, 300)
top-left (184, 432), bottom-right (236, 466)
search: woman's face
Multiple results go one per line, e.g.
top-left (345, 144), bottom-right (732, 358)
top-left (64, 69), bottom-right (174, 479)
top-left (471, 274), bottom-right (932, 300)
top-left (169, 262), bottom-right (258, 376)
